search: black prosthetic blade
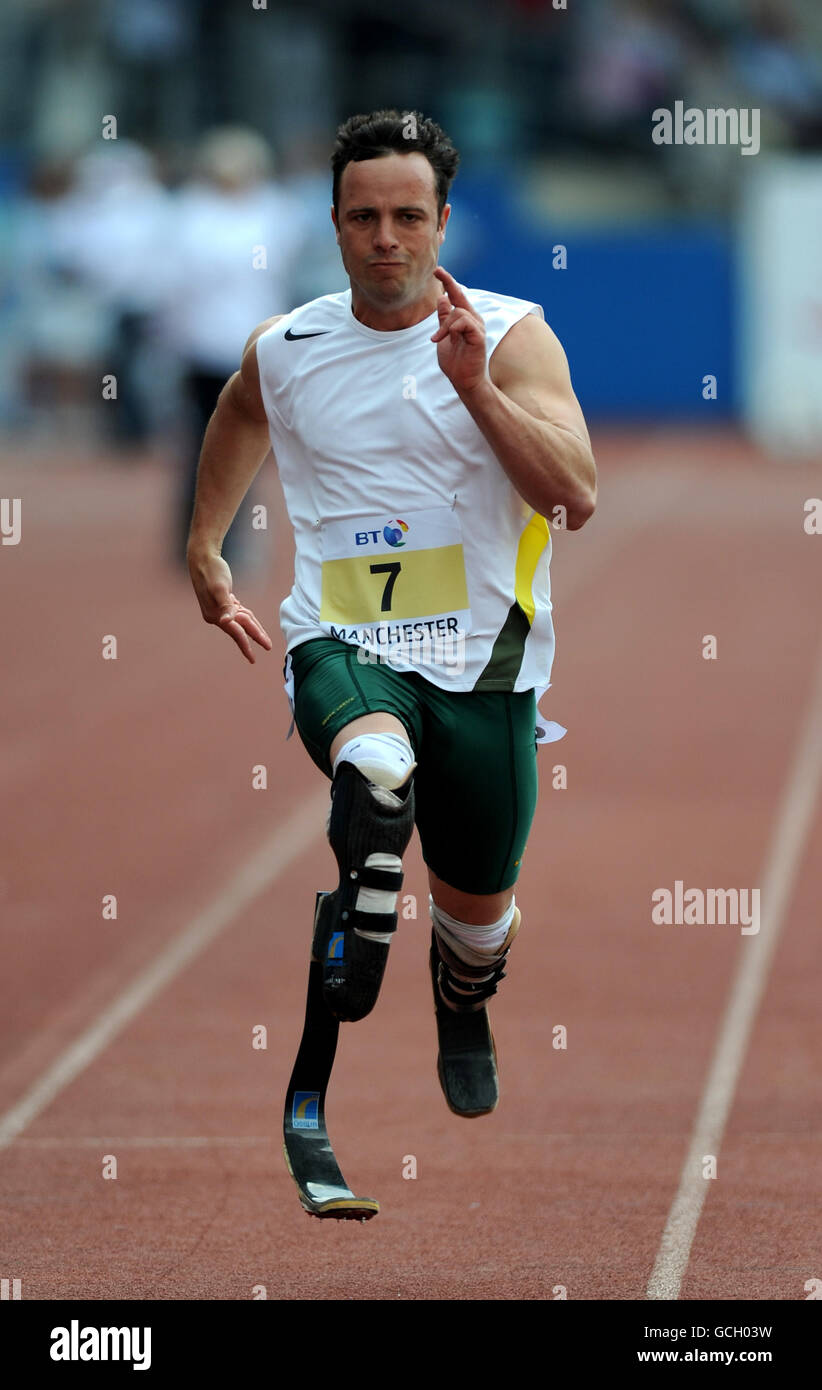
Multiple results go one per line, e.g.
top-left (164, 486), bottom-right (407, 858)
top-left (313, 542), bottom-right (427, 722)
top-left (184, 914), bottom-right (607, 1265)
top-left (282, 894), bottom-right (379, 1219)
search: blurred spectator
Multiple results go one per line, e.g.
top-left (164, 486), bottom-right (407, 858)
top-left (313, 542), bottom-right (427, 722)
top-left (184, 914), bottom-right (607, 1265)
top-left (280, 134), bottom-right (349, 305)
top-left (1, 0), bottom-right (822, 448)
top-left (102, 0), bottom-right (196, 145)
top-left (569, 0), bottom-right (687, 153)
top-left (731, 0), bottom-right (822, 145)
top-left (157, 125), bottom-right (305, 574)
top-left (10, 154), bottom-right (111, 441)
top-left (68, 141), bottom-right (172, 446)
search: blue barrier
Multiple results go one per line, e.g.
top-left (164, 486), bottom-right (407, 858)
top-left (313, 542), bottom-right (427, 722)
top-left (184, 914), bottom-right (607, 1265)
top-left (449, 175), bottom-right (736, 421)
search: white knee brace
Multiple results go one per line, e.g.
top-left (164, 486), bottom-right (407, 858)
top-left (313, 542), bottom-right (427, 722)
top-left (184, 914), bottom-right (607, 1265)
top-left (332, 731), bottom-right (416, 791)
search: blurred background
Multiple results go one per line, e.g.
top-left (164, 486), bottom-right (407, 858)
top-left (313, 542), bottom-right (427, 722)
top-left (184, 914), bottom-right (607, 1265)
top-left (1, 0), bottom-right (821, 570)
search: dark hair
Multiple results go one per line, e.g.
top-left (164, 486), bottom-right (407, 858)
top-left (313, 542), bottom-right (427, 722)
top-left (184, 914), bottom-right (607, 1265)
top-left (331, 109), bottom-right (459, 218)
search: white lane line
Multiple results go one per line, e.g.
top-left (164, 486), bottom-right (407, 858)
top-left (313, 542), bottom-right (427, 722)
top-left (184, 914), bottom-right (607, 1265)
top-left (0, 788), bottom-right (329, 1150)
top-left (647, 629), bottom-right (822, 1300)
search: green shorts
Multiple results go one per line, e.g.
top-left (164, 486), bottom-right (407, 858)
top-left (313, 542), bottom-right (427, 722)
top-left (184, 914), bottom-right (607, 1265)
top-left (288, 638), bottom-right (539, 895)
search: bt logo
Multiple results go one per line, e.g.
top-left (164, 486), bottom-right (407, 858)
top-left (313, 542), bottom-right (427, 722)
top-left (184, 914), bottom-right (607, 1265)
top-left (354, 519), bottom-right (409, 547)
top-left (383, 520), bottom-right (408, 547)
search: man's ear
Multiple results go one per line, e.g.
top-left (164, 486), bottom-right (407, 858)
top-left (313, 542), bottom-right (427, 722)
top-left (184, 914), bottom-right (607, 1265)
top-left (331, 205), bottom-right (340, 243)
top-left (438, 204), bottom-right (451, 243)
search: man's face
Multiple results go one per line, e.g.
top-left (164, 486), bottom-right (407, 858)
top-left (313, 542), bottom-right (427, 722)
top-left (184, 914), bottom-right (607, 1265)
top-left (332, 152), bottom-right (449, 308)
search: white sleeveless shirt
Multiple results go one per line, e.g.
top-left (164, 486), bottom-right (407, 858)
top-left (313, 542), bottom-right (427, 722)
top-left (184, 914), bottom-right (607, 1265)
top-left (256, 283), bottom-right (556, 694)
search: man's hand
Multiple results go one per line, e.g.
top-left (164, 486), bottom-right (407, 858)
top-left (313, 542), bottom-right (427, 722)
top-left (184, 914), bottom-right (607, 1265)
top-left (188, 547), bottom-right (273, 664)
top-left (431, 266), bottom-right (489, 396)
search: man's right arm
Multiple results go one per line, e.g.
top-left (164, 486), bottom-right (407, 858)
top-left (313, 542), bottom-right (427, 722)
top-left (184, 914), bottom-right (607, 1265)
top-left (186, 314), bottom-right (283, 663)
top-left (186, 314), bottom-right (283, 560)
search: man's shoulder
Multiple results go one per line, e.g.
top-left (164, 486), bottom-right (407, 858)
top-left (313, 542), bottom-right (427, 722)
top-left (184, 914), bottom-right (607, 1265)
top-left (257, 290), bottom-right (351, 352)
top-left (462, 284), bottom-right (545, 322)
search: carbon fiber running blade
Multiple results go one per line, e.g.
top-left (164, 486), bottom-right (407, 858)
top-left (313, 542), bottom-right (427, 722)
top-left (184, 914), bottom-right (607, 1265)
top-left (283, 913), bottom-right (379, 1220)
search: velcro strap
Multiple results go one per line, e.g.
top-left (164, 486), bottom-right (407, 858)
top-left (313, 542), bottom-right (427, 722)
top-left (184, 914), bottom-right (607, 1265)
top-left (439, 963), bottom-right (505, 1009)
top-left (341, 907), bottom-right (398, 936)
top-left (353, 865), bottom-right (403, 892)
top-left (436, 935), bottom-right (509, 982)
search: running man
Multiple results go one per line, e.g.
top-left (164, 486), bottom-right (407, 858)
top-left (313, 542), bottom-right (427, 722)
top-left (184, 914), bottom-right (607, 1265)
top-left (187, 109), bottom-right (596, 1128)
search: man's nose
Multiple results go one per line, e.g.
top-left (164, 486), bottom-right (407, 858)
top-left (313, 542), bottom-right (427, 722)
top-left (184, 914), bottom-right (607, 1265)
top-left (373, 218), bottom-right (399, 249)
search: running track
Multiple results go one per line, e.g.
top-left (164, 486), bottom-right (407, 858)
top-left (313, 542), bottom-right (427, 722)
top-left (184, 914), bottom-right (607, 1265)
top-left (1, 428), bottom-right (820, 1300)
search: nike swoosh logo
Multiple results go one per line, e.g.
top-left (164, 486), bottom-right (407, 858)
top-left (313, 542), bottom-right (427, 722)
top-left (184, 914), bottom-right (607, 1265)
top-left (284, 328), bottom-right (330, 340)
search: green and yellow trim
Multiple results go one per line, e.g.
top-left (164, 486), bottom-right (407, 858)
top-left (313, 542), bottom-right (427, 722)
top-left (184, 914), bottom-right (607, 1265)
top-left (514, 512), bottom-right (550, 625)
top-left (475, 513), bottom-right (550, 690)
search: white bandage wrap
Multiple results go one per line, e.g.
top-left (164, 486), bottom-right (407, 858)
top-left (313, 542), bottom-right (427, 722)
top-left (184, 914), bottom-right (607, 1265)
top-left (430, 897), bottom-right (516, 970)
top-left (332, 731), bottom-right (416, 791)
top-left (354, 852), bottom-right (401, 943)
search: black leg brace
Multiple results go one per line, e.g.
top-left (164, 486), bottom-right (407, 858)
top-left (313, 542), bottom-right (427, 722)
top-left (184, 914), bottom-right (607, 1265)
top-left (312, 761), bottom-right (415, 1022)
top-left (433, 933), bottom-right (510, 1012)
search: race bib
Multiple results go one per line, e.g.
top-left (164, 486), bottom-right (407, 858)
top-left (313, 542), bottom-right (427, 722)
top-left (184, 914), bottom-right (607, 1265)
top-left (319, 507), bottom-right (471, 644)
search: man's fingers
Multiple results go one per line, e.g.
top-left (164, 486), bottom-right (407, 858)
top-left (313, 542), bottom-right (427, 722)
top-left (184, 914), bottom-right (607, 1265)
top-left (193, 567), bottom-right (268, 663)
top-left (219, 604), bottom-right (273, 654)
top-left (434, 266), bottom-right (471, 310)
top-left (215, 589), bottom-right (240, 623)
top-left (224, 619), bottom-right (256, 663)
top-left (434, 266), bottom-right (460, 293)
top-left (431, 305), bottom-right (460, 341)
top-left (431, 309), bottom-right (481, 343)
top-left (234, 604), bottom-right (272, 644)
top-left (220, 614), bottom-right (260, 664)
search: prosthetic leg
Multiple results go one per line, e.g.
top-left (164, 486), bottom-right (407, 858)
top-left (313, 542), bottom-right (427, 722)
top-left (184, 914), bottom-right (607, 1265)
top-left (283, 750), bottom-right (415, 1218)
top-left (430, 905), bottom-right (521, 1118)
top-left (283, 893), bottom-right (380, 1219)
top-left (313, 760), bottom-right (415, 1023)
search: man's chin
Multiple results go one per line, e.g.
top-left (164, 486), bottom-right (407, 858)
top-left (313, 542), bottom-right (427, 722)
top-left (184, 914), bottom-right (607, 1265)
top-left (368, 274), bottom-right (408, 300)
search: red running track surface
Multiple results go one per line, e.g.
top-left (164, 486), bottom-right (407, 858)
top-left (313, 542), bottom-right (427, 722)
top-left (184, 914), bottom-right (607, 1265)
top-left (1, 429), bottom-right (820, 1300)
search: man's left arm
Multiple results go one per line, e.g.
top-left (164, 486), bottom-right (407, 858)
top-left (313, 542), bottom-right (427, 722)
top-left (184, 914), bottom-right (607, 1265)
top-left (432, 268), bottom-right (596, 529)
